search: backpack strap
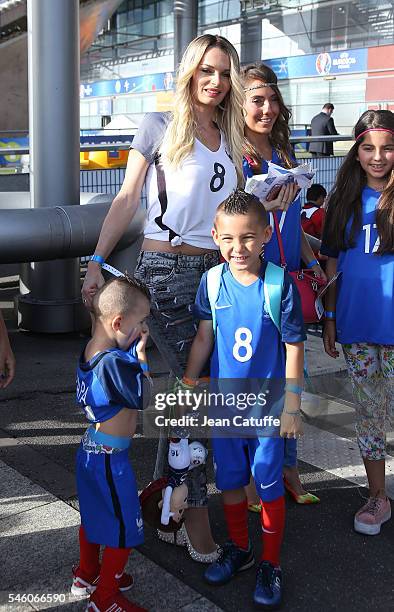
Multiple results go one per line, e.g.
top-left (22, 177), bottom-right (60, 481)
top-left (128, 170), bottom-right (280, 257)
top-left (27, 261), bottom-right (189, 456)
top-left (206, 263), bottom-right (225, 336)
top-left (207, 262), bottom-right (284, 334)
top-left (263, 262), bottom-right (284, 332)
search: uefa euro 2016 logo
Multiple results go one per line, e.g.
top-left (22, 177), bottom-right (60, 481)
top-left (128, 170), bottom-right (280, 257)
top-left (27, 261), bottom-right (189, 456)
top-left (316, 52), bottom-right (332, 76)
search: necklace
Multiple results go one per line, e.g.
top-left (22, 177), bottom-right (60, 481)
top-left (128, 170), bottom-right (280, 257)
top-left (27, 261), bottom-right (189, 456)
top-left (371, 183), bottom-right (387, 192)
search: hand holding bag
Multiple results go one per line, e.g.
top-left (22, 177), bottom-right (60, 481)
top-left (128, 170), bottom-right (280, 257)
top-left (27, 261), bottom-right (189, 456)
top-left (273, 213), bottom-right (326, 324)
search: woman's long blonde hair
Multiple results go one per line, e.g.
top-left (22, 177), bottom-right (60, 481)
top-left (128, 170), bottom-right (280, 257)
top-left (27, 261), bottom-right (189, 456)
top-left (160, 34), bottom-right (245, 186)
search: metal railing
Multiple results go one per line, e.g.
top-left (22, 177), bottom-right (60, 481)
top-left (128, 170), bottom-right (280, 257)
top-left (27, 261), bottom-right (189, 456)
top-left (1, 136), bottom-right (348, 202)
top-left (78, 156), bottom-right (345, 203)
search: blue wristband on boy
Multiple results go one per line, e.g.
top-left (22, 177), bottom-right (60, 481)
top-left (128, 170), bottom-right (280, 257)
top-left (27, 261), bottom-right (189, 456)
top-left (140, 362), bottom-right (149, 372)
top-left (285, 383), bottom-right (303, 395)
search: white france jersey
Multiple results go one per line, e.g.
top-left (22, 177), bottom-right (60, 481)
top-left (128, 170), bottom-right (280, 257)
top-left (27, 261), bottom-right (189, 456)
top-left (143, 135), bottom-right (237, 249)
top-left (194, 263), bottom-right (306, 380)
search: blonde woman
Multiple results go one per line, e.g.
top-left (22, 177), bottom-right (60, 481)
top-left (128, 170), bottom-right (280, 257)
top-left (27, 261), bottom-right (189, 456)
top-left (82, 34), bottom-right (244, 561)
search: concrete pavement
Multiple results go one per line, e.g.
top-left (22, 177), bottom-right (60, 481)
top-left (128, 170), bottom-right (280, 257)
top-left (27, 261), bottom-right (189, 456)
top-left (0, 293), bottom-right (393, 611)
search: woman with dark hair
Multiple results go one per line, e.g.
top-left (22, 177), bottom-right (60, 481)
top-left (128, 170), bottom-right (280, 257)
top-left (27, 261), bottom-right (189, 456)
top-left (242, 62), bottom-right (325, 504)
top-left (322, 109), bottom-right (394, 535)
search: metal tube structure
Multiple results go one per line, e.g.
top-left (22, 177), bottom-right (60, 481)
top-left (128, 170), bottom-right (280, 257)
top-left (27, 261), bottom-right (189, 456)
top-left (0, 205), bottom-right (145, 264)
top-left (22, 0), bottom-right (82, 332)
top-left (174, 0), bottom-right (198, 69)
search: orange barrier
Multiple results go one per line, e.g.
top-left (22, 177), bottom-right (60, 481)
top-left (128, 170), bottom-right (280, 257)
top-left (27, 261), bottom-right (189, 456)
top-left (79, 149), bottom-right (129, 169)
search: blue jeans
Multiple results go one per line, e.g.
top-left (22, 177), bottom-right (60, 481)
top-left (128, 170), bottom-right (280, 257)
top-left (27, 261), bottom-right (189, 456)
top-left (134, 250), bottom-right (220, 507)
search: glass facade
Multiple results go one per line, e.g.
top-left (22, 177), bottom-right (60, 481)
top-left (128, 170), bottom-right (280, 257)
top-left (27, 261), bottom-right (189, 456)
top-left (80, 0), bottom-right (394, 135)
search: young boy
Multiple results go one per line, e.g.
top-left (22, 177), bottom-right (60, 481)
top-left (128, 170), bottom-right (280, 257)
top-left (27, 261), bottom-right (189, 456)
top-left (73, 275), bottom-right (150, 612)
top-left (182, 190), bottom-right (306, 609)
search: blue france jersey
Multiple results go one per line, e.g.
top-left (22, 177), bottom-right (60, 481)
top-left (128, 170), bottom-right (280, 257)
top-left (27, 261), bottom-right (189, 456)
top-left (243, 150), bottom-right (302, 272)
top-left (194, 262), bottom-right (306, 379)
top-left (321, 186), bottom-right (394, 344)
top-left (76, 340), bottom-right (143, 423)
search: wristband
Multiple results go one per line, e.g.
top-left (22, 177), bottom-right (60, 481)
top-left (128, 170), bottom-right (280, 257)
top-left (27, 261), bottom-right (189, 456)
top-left (283, 409), bottom-right (301, 415)
top-left (285, 383), bottom-right (303, 395)
top-left (306, 258), bottom-right (319, 269)
top-left (90, 254), bottom-right (105, 265)
top-left (324, 310), bottom-right (336, 320)
top-left (182, 376), bottom-right (198, 388)
top-left (140, 362), bottom-right (149, 372)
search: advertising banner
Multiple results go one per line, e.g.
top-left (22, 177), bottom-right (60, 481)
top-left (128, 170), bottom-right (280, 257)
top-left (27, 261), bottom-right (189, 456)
top-left (80, 71), bottom-right (175, 99)
top-left (264, 48), bottom-right (368, 80)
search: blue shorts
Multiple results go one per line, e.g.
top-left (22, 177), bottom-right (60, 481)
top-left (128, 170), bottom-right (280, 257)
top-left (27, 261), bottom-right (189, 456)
top-left (212, 436), bottom-right (284, 502)
top-left (76, 428), bottom-right (144, 549)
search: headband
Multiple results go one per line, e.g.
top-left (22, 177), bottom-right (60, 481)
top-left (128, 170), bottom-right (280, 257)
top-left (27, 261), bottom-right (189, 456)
top-left (356, 128), bottom-right (394, 140)
top-left (244, 82), bottom-right (277, 91)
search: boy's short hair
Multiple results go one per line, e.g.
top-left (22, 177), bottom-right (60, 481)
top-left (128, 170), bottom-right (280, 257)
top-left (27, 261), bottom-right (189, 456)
top-left (215, 189), bottom-right (269, 228)
top-left (93, 273), bottom-right (150, 320)
top-left (306, 184), bottom-right (327, 202)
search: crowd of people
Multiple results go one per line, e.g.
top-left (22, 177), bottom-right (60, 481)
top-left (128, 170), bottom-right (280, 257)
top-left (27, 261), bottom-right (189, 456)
top-left (2, 33), bottom-right (393, 612)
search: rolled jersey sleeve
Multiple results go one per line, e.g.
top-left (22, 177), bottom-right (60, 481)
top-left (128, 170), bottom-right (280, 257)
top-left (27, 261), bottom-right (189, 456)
top-left (280, 274), bottom-right (307, 344)
top-left (193, 272), bottom-right (212, 320)
top-left (130, 112), bottom-right (171, 163)
top-left (97, 355), bottom-right (143, 410)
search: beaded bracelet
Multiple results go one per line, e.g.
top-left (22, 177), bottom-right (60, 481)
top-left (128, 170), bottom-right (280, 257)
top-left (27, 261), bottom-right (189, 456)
top-left (182, 376), bottom-right (198, 388)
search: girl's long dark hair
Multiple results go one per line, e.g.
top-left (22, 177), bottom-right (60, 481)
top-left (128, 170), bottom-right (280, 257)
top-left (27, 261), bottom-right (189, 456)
top-left (241, 63), bottom-right (295, 170)
top-left (323, 109), bottom-right (394, 255)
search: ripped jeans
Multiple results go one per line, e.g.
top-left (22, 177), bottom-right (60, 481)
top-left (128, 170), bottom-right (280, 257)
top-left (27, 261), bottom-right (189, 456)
top-left (134, 250), bottom-right (220, 507)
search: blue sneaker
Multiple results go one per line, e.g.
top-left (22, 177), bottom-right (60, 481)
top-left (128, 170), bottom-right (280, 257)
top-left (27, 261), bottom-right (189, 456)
top-left (204, 541), bottom-right (254, 585)
top-left (254, 561), bottom-right (282, 609)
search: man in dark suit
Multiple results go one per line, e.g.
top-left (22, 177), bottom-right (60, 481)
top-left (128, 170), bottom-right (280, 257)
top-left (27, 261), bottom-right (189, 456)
top-left (309, 103), bottom-right (338, 156)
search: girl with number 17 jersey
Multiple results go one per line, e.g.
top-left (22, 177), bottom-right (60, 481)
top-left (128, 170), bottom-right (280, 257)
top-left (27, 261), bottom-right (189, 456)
top-left (321, 109), bottom-right (394, 537)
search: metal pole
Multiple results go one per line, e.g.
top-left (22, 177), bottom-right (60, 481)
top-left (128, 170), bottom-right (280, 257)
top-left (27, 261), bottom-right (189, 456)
top-left (174, 0), bottom-right (198, 69)
top-left (22, 0), bottom-right (82, 332)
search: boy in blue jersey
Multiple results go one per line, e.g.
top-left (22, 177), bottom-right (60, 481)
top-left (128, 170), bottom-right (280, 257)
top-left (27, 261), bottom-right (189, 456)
top-left (182, 190), bottom-right (306, 609)
top-left (72, 274), bottom-right (150, 612)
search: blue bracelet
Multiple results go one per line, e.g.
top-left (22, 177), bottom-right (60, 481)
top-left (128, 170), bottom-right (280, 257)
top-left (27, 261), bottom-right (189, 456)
top-left (306, 258), bottom-right (319, 269)
top-left (140, 362), bottom-right (149, 372)
top-left (90, 254), bottom-right (105, 265)
top-left (285, 383), bottom-right (303, 395)
top-left (324, 310), bottom-right (336, 320)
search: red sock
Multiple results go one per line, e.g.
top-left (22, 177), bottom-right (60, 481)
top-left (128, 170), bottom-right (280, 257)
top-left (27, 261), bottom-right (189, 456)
top-left (223, 499), bottom-right (249, 550)
top-left (94, 546), bottom-right (131, 601)
top-left (79, 526), bottom-right (100, 579)
top-left (260, 496), bottom-right (285, 566)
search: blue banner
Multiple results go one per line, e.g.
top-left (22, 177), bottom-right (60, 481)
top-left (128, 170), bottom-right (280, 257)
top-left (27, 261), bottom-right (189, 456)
top-left (80, 134), bottom-right (134, 145)
top-left (80, 71), bottom-right (174, 98)
top-left (264, 48), bottom-right (367, 80)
